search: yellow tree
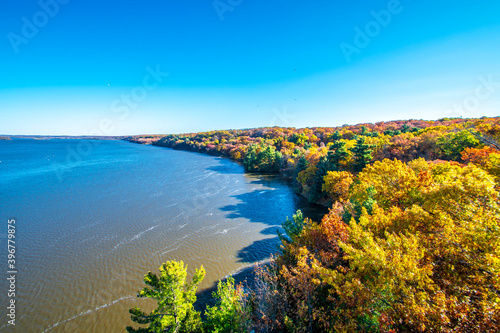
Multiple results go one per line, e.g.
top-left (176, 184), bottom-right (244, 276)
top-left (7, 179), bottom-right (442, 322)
top-left (322, 171), bottom-right (354, 203)
top-left (319, 159), bottom-right (500, 331)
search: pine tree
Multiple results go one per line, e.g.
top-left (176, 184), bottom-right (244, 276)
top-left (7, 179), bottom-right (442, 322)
top-left (243, 145), bottom-right (258, 171)
top-left (329, 130), bottom-right (342, 142)
top-left (310, 156), bottom-right (331, 201)
top-left (327, 140), bottom-right (349, 171)
top-left (126, 261), bottom-right (205, 333)
top-left (295, 155), bottom-right (309, 178)
top-left (278, 210), bottom-right (306, 245)
top-left (351, 136), bottom-right (374, 172)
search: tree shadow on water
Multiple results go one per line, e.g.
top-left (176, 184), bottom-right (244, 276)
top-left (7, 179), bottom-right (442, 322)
top-left (236, 236), bottom-right (281, 264)
top-left (194, 265), bottom-right (257, 314)
top-left (206, 163), bottom-right (243, 175)
top-left (219, 188), bottom-right (294, 226)
top-left (247, 174), bottom-right (290, 187)
top-left (197, 178), bottom-right (328, 311)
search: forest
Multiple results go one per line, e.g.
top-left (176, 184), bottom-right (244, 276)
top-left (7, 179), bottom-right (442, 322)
top-left (126, 116), bottom-right (500, 332)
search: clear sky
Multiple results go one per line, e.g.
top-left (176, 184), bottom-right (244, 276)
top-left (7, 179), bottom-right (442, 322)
top-left (1, 0), bottom-right (499, 135)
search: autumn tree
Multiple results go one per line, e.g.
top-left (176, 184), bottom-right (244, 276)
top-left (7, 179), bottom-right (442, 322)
top-left (275, 209), bottom-right (350, 332)
top-left (322, 170), bottom-right (353, 203)
top-left (321, 159), bottom-right (500, 331)
top-left (127, 261), bottom-right (205, 333)
top-left (462, 146), bottom-right (500, 181)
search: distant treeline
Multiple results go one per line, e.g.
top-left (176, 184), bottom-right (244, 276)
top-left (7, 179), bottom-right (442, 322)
top-left (127, 117), bottom-right (499, 205)
top-left (6, 135), bottom-right (125, 140)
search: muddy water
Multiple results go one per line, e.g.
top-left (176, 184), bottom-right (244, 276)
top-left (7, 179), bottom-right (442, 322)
top-left (0, 139), bottom-right (323, 332)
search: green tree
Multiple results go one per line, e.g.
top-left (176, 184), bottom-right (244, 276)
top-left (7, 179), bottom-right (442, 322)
top-left (310, 156), bottom-right (331, 201)
top-left (278, 210), bottom-right (306, 245)
top-left (126, 261), bottom-right (205, 333)
top-left (329, 130), bottom-right (342, 142)
top-left (295, 155), bottom-right (309, 178)
top-left (290, 133), bottom-right (308, 145)
top-left (243, 144), bottom-right (282, 172)
top-left (204, 276), bottom-right (251, 333)
top-left (437, 130), bottom-right (481, 160)
top-left (243, 145), bottom-right (258, 171)
top-left (350, 136), bottom-right (374, 172)
top-left (327, 140), bottom-right (349, 171)
top-left (260, 144), bottom-right (282, 172)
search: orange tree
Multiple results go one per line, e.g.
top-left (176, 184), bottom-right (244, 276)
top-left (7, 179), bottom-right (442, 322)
top-left (272, 158), bottom-right (500, 332)
top-left (319, 159), bottom-right (500, 331)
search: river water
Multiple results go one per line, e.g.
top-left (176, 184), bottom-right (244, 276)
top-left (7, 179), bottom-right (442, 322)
top-left (0, 139), bottom-right (323, 332)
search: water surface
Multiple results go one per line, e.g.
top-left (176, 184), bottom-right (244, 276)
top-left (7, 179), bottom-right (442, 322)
top-left (0, 139), bottom-right (322, 332)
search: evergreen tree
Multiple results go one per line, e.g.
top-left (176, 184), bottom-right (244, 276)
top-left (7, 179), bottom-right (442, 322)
top-left (351, 136), bottom-right (374, 172)
top-left (329, 130), bottom-right (342, 142)
top-left (310, 156), bottom-right (331, 201)
top-left (361, 126), bottom-right (368, 136)
top-left (243, 145), bottom-right (258, 172)
top-left (278, 210), bottom-right (306, 245)
top-left (243, 144), bottom-right (282, 172)
top-left (126, 261), bottom-right (205, 333)
top-left (327, 140), bottom-right (349, 171)
top-left (295, 155), bottom-right (309, 178)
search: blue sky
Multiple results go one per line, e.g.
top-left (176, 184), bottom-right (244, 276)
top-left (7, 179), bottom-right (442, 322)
top-left (1, 0), bottom-right (499, 135)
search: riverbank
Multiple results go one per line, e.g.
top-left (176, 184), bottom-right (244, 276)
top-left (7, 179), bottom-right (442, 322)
top-left (122, 119), bottom-right (500, 331)
top-left (125, 135), bottom-right (331, 217)
top-left (124, 118), bottom-right (500, 209)
top-left (123, 137), bottom-right (331, 314)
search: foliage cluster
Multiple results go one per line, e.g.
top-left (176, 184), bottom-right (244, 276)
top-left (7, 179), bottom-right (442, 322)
top-left (127, 117), bottom-right (500, 332)
top-left (127, 262), bottom-right (251, 333)
top-left (128, 117), bottom-right (500, 205)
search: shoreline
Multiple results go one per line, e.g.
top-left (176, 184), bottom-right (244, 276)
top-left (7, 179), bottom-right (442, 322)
top-left (124, 138), bottom-right (330, 310)
top-left (124, 137), bottom-right (331, 216)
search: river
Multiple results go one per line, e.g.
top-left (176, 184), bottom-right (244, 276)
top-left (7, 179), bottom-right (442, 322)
top-left (0, 139), bottom-right (324, 332)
